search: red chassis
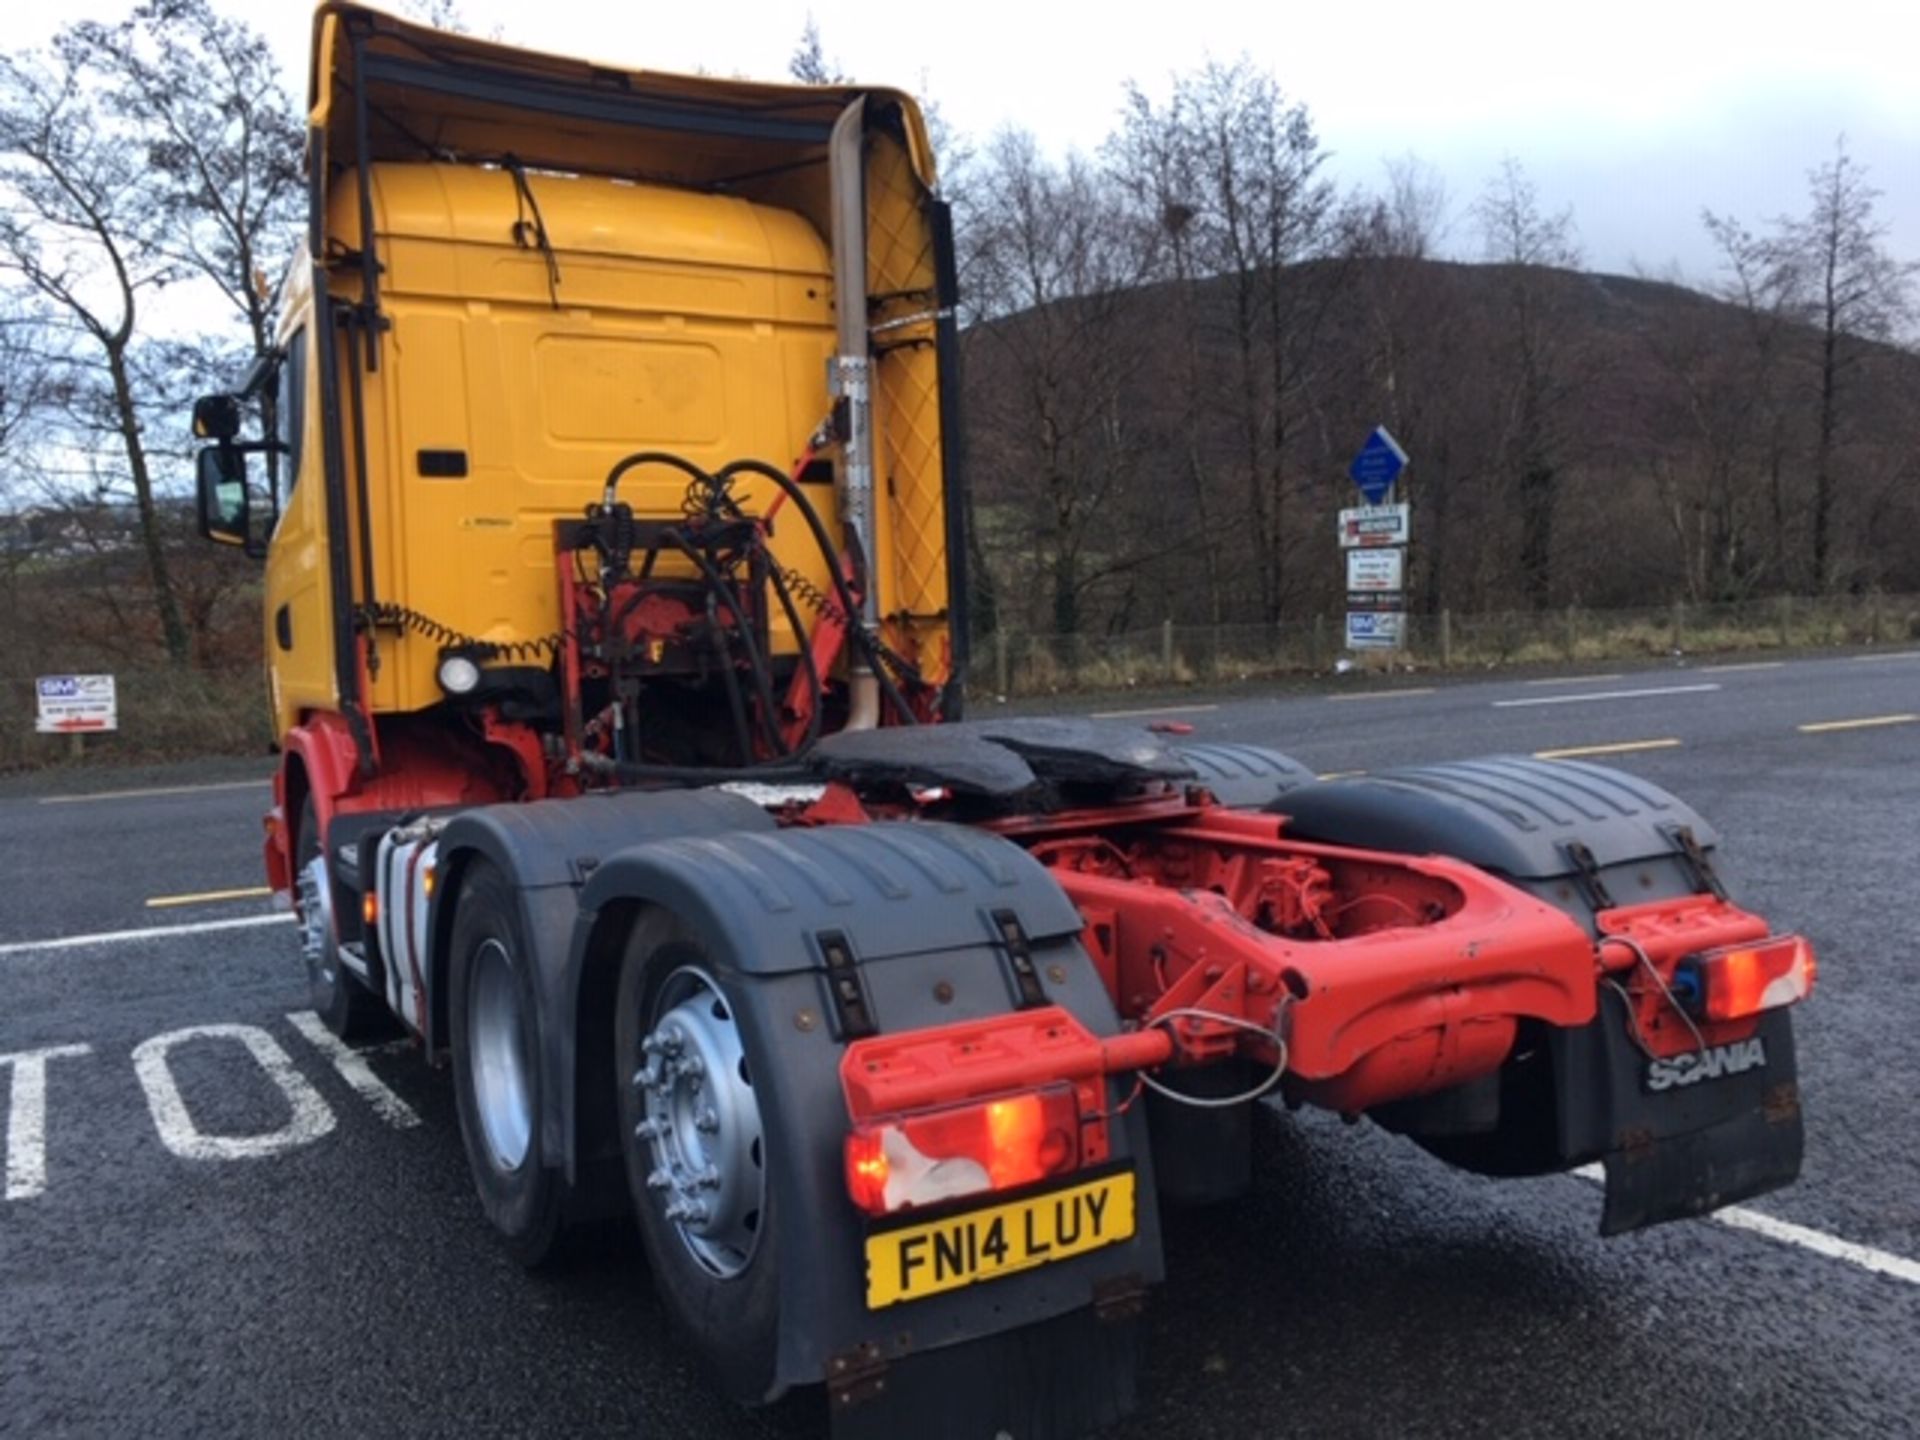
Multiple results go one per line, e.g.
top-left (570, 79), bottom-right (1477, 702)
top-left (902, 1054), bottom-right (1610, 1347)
top-left (840, 792), bottom-right (1808, 1163)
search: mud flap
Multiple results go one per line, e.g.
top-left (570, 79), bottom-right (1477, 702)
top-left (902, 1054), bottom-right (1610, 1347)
top-left (830, 1300), bottom-right (1142, 1440)
top-left (1556, 989), bottom-right (1804, 1235)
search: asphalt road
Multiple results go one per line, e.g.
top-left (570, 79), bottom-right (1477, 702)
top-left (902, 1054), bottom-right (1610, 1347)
top-left (2, 648), bottom-right (1916, 1437)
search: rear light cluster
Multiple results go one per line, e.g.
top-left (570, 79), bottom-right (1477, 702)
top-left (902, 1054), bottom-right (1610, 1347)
top-left (1677, 936), bottom-right (1816, 1022)
top-left (845, 1086), bottom-right (1081, 1216)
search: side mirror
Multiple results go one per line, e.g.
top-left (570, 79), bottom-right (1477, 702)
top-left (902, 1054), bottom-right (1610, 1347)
top-left (196, 446), bottom-right (253, 551)
top-left (192, 393), bottom-right (242, 442)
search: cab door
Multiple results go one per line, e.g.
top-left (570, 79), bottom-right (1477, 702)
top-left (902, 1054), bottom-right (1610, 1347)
top-left (262, 324), bottom-right (337, 732)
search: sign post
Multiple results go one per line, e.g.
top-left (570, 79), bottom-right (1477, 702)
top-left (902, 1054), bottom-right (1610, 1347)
top-left (36, 675), bottom-right (117, 758)
top-left (1341, 428), bottom-right (1410, 654)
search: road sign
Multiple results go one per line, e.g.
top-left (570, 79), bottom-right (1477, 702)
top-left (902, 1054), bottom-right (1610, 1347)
top-left (1337, 503), bottom-right (1411, 549)
top-left (1346, 548), bottom-right (1404, 593)
top-left (35, 674), bottom-right (117, 733)
top-left (1347, 426), bottom-right (1408, 504)
top-left (1345, 611), bottom-right (1406, 651)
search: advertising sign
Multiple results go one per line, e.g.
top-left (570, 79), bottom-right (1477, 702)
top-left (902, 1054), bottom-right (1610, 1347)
top-left (35, 674), bottom-right (117, 733)
top-left (1344, 611), bottom-right (1406, 651)
top-left (1346, 548), bottom-right (1404, 592)
top-left (1337, 503), bottom-right (1411, 549)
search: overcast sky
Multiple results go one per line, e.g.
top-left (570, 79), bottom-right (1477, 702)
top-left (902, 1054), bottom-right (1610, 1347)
top-left (23, 0), bottom-right (1920, 283)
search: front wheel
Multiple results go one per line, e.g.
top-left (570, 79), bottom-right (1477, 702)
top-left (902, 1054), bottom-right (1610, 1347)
top-left (448, 859), bottom-right (570, 1267)
top-left (295, 796), bottom-right (385, 1041)
top-left (615, 911), bottom-right (781, 1402)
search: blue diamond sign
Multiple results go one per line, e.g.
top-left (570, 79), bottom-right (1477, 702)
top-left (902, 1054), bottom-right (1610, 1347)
top-left (1348, 426), bottom-right (1409, 504)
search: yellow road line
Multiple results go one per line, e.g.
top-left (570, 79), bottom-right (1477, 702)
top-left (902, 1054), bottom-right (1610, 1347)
top-left (1851, 651), bottom-right (1920, 662)
top-left (1797, 714), bottom-right (1918, 734)
top-left (1700, 661), bottom-right (1784, 673)
top-left (1533, 739), bottom-right (1683, 760)
top-left (1327, 688), bottom-right (1436, 703)
top-left (144, 886), bottom-right (274, 910)
top-left (1088, 703), bottom-right (1219, 720)
top-left (1522, 673), bottom-right (1623, 686)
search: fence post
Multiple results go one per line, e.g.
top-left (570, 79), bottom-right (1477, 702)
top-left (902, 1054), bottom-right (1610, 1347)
top-left (1311, 614), bottom-right (1327, 671)
top-left (1870, 590), bottom-right (1883, 644)
top-left (1775, 595), bottom-right (1791, 647)
top-left (1439, 609), bottom-right (1452, 670)
top-left (1670, 600), bottom-right (1685, 654)
top-left (68, 732), bottom-right (85, 763)
top-left (1161, 619), bottom-right (1175, 683)
top-left (1564, 605), bottom-right (1579, 661)
top-left (994, 629), bottom-right (1009, 697)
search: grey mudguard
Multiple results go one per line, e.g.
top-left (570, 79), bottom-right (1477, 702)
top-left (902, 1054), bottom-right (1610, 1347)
top-left (571, 821), bottom-right (1163, 1394)
top-left (1275, 754), bottom-right (1719, 886)
top-left (1173, 742), bottom-right (1314, 810)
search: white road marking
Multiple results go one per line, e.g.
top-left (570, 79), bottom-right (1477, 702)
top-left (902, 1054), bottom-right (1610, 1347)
top-left (35, 778), bottom-right (270, 806)
top-left (1, 1044), bottom-right (92, 1201)
top-left (1088, 703), bottom-right (1220, 719)
top-left (1492, 683), bottom-right (1721, 709)
top-left (1700, 660), bottom-right (1784, 673)
top-left (1533, 739), bottom-right (1683, 760)
top-left (1327, 688), bottom-right (1436, 702)
top-left (1315, 770), bottom-right (1367, 781)
top-left (1797, 714), bottom-right (1918, 734)
top-left (286, 1011), bottom-right (421, 1130)
top-left (133, 1024), bottom-right (335, 1161)
top-left (0, 913), bottom-right (292, 959)
top-left (1852, 650), bottom-right (1920, 662)
top-left (1522, 673), bottom-right (1624, 686)
top-left (1570, 1165), bottom-right (1920, 1287)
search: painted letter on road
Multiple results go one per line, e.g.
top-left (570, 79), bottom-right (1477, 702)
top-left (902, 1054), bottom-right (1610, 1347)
top-left (1, 1044), bottom-right (92, 1201)
top-left (133, 1024), bottom-right (335, 1161)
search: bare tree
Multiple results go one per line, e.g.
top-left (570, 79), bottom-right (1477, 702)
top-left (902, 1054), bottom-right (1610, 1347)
top-left (0, 45), bottom-right (192, 662)
top-left (965, 130), bottom-right (1159, 638)
top-left (1473, 157), bottom-right (1582, 607)
top-left (789, 16), bottom-right (849, 85)
top-left (1768, 141), bottom-right (1916, 590)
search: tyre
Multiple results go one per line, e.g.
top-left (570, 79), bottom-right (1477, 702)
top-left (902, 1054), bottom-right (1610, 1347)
top-left (295, 796), bottom-right (385, 1041)
top-left (448, 858), bottom-right (569, 1267)
top-left (615, 911), bottom-right (781, 1403)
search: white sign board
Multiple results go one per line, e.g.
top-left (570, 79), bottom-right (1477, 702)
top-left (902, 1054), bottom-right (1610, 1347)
top-left (35, 674), bottom-right (117, 733)
top-left (1346, 548), bottom-right (1404, 592)
top-left (1337, 503), bottom-right (1411, 549)
top-left (1345, 611), bottom-right (1406, 651)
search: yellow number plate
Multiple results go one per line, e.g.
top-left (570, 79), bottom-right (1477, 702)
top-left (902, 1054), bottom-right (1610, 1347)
top-left (863, 1171), bottom-right (1135, 1311)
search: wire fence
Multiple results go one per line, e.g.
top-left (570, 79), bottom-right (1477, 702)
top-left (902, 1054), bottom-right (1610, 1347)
top-left (969, 592), bottom-right (1920, 697)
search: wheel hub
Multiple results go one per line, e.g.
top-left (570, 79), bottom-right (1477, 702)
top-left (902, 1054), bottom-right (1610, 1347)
top-left (469, 938), bottom-right (534, 1171)
top-left (634, 967), bottom-right (765, 1278)
top-left (297, 854), bottom-right (337, 993)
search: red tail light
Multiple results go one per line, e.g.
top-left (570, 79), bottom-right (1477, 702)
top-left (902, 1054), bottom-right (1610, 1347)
top-left (1685, 936), bottom-right (1817, 1022)
top-left (844, 1087), bottom-right (1081, 1216)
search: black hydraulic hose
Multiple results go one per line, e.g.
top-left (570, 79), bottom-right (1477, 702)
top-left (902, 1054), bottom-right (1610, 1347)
top-left (703, 591), bottom-right (757, 767)
top-left (602, 451), bottom-right (719, 511)
top-left (661, 528), bottom-right (787, 757)
top-left (715, 458), bottom-right (919, 726)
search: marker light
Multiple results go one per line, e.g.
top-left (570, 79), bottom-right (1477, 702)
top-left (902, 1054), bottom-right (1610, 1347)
top-left (362, 892), bottom-right (379, 927)
top-left (845, 1087), bottom-right (1080, 1216)
top-left (437, 653), bottom-right (482, 695)
top-left (1682, 936), bottom-right (1817, 1022)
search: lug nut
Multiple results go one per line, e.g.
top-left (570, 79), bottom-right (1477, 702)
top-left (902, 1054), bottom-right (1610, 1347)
top-left (678, 1055), bottom-right (705, 1079)
top-left (646, 1168), bottom-right (671, 1191)
top-left (634, 1118), bottom-right (660, 1141)
top-left (695, 1108), bottom-right (719, 1134)
top-left (699, 1166), bottom-right (722, 1190)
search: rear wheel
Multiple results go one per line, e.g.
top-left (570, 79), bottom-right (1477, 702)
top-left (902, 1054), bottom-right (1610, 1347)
top-left (448, 859), bottom-right (569, 1267)
top-left (615, 911), bottom-right (781, 1402)
top-left (295, 796), bottom-right (384, 1041)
